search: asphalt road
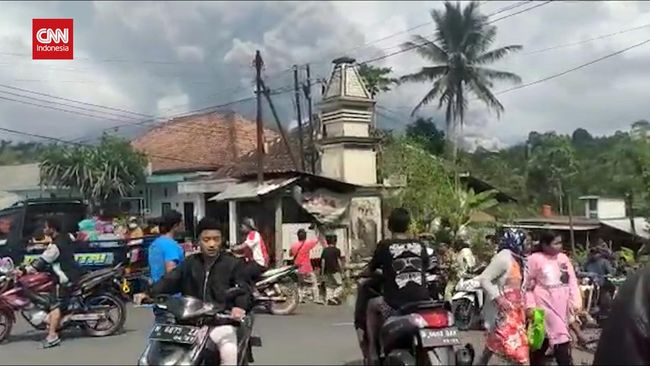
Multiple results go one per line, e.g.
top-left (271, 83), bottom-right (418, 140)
top-left (0, 300), bottom-right (594, 365)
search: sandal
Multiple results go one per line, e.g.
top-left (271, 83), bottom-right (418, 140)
top-left (42, 336), bottom-right (61, 349)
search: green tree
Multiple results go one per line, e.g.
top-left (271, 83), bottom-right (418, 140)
top-left (358, 64), bottom-right (399, 99)
top-left (40, 134), bottom-right (147, 209)
top-left (405, 117), bottom-right (446, 156)
top-left (381, 136), bottom-right (455, 229)
top-left (399, 1), bottom-right (522, 161)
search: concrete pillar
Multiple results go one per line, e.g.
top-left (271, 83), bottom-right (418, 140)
top-left (194, 194), bottom-right (206, 222)
top-left (274, 197), bottom-right (283, 267)
top-left (228, 200), bottom-right (237, 246)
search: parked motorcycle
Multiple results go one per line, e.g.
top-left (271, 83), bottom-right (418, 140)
top-left (578, 272), bottom-right (626, 327)
top-left (137, 293), bottom-right (262, 366)
top-left (450, 265), bottom-right (486, 331)
top-left (253, 265), bottom-right (299, 316)
top-left (0, 257), bottom-right (126, 343)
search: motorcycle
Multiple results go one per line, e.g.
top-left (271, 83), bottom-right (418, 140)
top-left (137, 293), bottom-right (262, 366)
top-left (253, 265), bottom-right (299, 315)
top-left (578, 272), bottom-right (625, 327)
top-left (0, 257), bottom-right (126, 343)
top-left (450, 265), bottom-right (486, 331)
top-left (355, 270), bottom-right (474, 366)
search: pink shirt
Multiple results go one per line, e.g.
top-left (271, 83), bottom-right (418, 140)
top-left (525, 252), bottom-right (581, 346)
top-left (290, 239), bottom-right (319, 274)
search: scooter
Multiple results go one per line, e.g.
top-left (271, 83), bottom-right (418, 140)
top-left (450, 265), bottom-right (486, 331)
top-left (137, 292), bottom-right (262, 366)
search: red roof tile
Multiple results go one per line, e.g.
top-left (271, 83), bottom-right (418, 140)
top-left (214, 124), bottom-right (316, 178)
top-left (131, 111), bottom-right (278, 174)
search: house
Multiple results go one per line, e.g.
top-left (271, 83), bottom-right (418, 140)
top-left (0, 163), bottom-right (73, 207)
top-left (131, 111), bottom-right (279, 235)
top-left (509, 196), bottom-right (649, 250)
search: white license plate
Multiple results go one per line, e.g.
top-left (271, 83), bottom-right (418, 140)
top-left (419, 327), bottom-right (461, 348)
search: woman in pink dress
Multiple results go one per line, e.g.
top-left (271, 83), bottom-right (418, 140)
top-left (525, 230), bottom-right (581, 365)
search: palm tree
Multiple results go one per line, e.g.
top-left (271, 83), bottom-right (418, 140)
top-left (358, 64), bottom-right (399, 99)
top-left (400, 1), bottom-right (522, 162)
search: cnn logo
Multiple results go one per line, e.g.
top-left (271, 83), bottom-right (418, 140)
top-left (32, 19), bottom-right (73, 60)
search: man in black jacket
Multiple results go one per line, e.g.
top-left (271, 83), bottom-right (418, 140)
top-left (16, 216), bottom-right (82, 349)
top-left (592, 264), bottom-right (650, 365)
top-left (134, 217), bottom-right (251, 366)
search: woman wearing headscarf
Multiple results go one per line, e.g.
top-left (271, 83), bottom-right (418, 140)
top-left (475, 228), bottom-right (529, 365)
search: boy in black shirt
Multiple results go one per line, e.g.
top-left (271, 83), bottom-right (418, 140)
top-left (365, 208), bottom-right (430, 363)
top-left (321, 233), bottom-right (343, 305)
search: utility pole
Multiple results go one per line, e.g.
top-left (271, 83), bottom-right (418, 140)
top-left (293, 65), bottom-right (305, 171)
top-left (254, 50), bottom-right (264, 185)
top-left (303, 64), bottom-right (315, 173)
top-left (567, 190), bottom-right (576, 254)
top-left (260, 79), bottom-right (299, 171)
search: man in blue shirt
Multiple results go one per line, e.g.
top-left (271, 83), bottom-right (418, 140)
top-left (147, 210), bottom-right (184, 323)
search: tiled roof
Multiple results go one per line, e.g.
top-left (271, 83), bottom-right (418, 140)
top-left (214, 123), bottom-right (316, 178)
top-left (131, 111), bottom-right (279, 174)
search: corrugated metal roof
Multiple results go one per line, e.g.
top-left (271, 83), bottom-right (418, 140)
top-left (503, 223), bottom-right (601, 231)
top-left (601, 218), bottom-right (650, 239)
top-left (209, 177), bottom-right (299, 201)
top-left (0, 163), bottom-right (41, 191)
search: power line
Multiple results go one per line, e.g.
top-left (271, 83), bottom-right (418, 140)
top-left (492, 37), bottom-right (650, 97)
top-left (359, 1), bottom-right (554, 66)
top-left (0, 83), bottom-right (151, 118)
top-left (520, 22), bottom-right (650, 56)
top-left (0, 89), bottom-right (144, 121)
top-left (393, 37), bottom-right (650, 111)
top-left (0, 124), bottom-right (211, 165)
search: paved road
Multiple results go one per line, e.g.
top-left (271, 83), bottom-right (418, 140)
top-left (0, 301), bottom-right (594, 365)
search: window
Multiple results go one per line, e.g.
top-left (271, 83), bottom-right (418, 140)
top-left (587, 199), bottom-right (598, 218)
top-left (161, 202), bottom-right (172, 215)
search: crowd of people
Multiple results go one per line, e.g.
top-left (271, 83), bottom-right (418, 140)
top-left (9, 203), bottom-right (645, 365)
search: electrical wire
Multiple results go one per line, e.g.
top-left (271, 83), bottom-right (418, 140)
top-left (359, 0), bottom-right (554, 66)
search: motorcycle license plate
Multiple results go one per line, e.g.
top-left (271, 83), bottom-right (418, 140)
top-left (149, 324), bottom-right (199, 345)
top-left (419, 327), bottom-right (460, 348)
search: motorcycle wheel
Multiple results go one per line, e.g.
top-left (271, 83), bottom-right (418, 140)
top-left (0, 309), bottom-right (13, 343)
top-left (82, 292), bottom-right (127, 337)
top-left (453, 299), bottom-right (477, 331)
top-left (423, 347), bottom-right (455, 366)
top-left (269, 282), bottom-right (299, 315)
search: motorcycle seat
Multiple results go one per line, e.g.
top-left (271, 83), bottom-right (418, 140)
top-left (398, 300), bottom-right (448, 315)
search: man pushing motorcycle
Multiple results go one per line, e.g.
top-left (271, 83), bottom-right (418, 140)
top-left (134, 217), bottom-right (252, 366)
top-left (14, 216), bottom-right (82, 348)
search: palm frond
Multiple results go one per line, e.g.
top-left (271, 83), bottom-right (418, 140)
top-left (474, 45), bottom-right (523, 64)
top-left (399, 66), bottom-right (448, 84)
top-left (402, 35), bottom-right (449, 63)
top-left (473, 67), bottom-right (522, 84)
top-left (467, 75), bottom-right (505, 117)
top-left (411, 77), bottom-right (448, 116)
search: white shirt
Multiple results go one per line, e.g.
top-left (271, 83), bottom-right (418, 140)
top-left (244, 231), bottom-right (266, 267)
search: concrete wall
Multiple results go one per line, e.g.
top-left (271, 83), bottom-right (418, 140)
top-left (145, 182), bottom-right (205, 222)
top-left (597, 198), bottom-right (626, 219)
top-left (343, 149), bottom-right (377, 186)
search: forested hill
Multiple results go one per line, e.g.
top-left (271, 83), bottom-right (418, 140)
top-left (0, 140), bottom-right (45, 165)
top-left (459, 120), bottom-right (650, 216)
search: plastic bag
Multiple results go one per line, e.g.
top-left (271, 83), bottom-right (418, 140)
top-left (528, 308), bottom-right (545, 350)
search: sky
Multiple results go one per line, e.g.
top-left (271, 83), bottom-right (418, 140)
top-left (1, 1), bottom-right (650, 151)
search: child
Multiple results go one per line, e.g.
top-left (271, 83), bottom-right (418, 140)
top-left (320, 233), bottom-right (344, 305)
